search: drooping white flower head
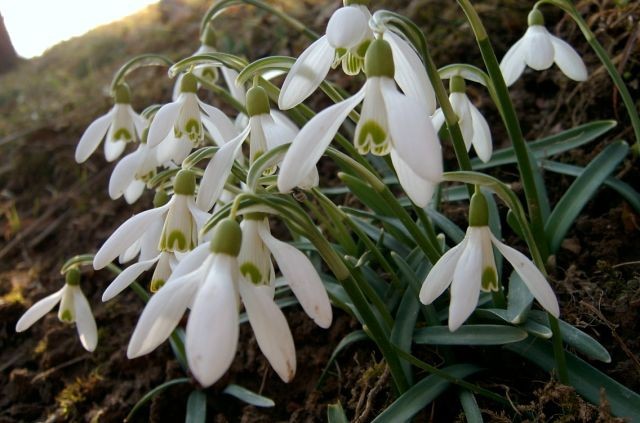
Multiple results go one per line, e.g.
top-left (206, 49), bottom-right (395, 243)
top-left (419, 189), bottom-right (560, 331)
top-left (432, 75), bottom-right (492, 163)
top-left (75, 84), bottom-right (145, 163)
top-left (500, 9), bottom-right (588, 87)
top-left (278, 2), bottom-right (373, 110)
top-left (15, 269), bottom-right (98, 352)
top-left (147, 73), bottom-right (238, 165)
top-left (278, 38), bottom-right (442, 207)
top-left (108, 135), bottom-right (159, 204)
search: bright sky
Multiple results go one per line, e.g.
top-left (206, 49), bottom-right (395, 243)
top-left (1, 0), bottom-right (160, 58)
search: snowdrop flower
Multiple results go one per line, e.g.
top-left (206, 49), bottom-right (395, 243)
top-left (75, 83), bottom-right (145, 163)
top-left (108, 133), bottom-right (159, 204)
top-left (419, 189), bottom-right (560, 331)
top-left (432, 76), bottom-right (492, 163)
top-left (147, 73), bottom-right (238, 164)
top-left (16, 269), bottom-right (97, 352)
top-left (94, 170), bottom-right (210, 272)
top-left (500, 9), bottom-right (588, 86)
top-left (278, 1), bottom-right (373, 109)
top-left (278, 38), bottom-right (442, 207)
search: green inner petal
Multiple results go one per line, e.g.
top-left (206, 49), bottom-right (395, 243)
top-left (240, 262), bottom-right (264, 285)
top-left (150, 279), bottom-right (165, 292)
top-left (185, 118), bottom-right (202, 142)
top-left (342, 52), bottom-right (364, 76)
top-left (60, 309), bottom-right (74, 323)
top-left (481, 266), bottom-right (498, 291)
top-left (161, 230), bottom-right (189, 251)
top-left (356, 120), bottom-right (388, 155)
top-left (113, 128), bottom-right (133, 141)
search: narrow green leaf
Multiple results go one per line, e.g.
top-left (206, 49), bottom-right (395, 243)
top-left (125, 378), bottom-right (190, 422)
top-left (425, 208), bottom-right (466, 243)
top-left (186, 390), bottom-right (207, 423)
top-left (505, 338), bottom-right (640, 419)
top-left (391, 288), bottom-right (421, 384)
top-left (414, 325), bottom-right (528, 345)
top-left (541, 159), bottom-right (640, 214)
top-left (327, 402), bottom-right (349, 423)
top-left (545, 141), bottom-right (629, 253)
top-left (471, 120), bottom-right (617, 170)
top-left (371, 364), bottom-right (480, 422)
top-left (476, 309), bottom-right (553, 339)
top-left (339, 173), bottom-right (395, 216)
top-left (246, 143), bottom-right (289, 192)
top-left (170, 328), bottom-right (188, 371)
top-left (222, 384), bottom-right (275, 408)
top-left (528, 311), bottom-right (611, 363)
top-left (317, 331), bottom-right (370, 387)
top-left (459, 389), bottom-right (484, 423)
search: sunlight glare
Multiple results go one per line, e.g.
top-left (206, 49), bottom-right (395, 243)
top-left (0, 0), bottom-right (160, 58)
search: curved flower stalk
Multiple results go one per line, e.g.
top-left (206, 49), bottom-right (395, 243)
top-left (432, 75), bottom-right (492, 163)
top-left (15, 269), bottom-right (97, 352)
top-left (278, 38), bottom-right (442, 207)
top-left (419, 189), bottom-right (560, 331)
top-left (500, 9), bottom-right (588, 86)
top-left (147, 72), bottom-right (238, 164)
top-left (278, 1), bottom-right (373, 110)
top-left (75, 83), bottom-right (145, 163)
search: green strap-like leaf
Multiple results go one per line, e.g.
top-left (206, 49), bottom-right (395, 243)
top-left (125, 378), bottom-right (190, 422)
top-left (317, 330), bottom-right (370, 387)
top-left (185, 390), bottom-right (207, 423)
top-left (505, 338), bottom-right (640, 418)
top-left (222, 384), bottom-right (275, 408)
top-left (371, 364), bottom-right (481, 422)
top-left (391, 288), bottom-right (421, 384)
top-left (327, 402), bottom-right (349, 423)
top-left (414, 325), bottom-right (528, 345)
top-left (545, 140), bottom-right (629, 253)
top-left (459, 389), bottom-right (484, 423)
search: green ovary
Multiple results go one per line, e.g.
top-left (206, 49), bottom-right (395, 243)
top-left (481, 266), bottom-right (498, 291)
top-left (356, 120), bottom-right (389, 155)
top-left (240, 262), bottom-right (264, 285)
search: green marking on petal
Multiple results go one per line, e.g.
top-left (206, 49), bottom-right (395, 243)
top-left (356, 120), bottom-right (388, 155)
top-left (113, 128), bottom-right (133, 141)
top-left (185, 119), bottom-right (202, 142)
top-left (342, 52), bottom-right (364, 76)
top-left (60, 309), bottom-right (74, 323)
top-left (240, 262), bottom-right (264, 285)
top-left (201, 67), bottom-right (218, 82)
top-left (165, 230), bottom-right (188, 251)
top-left (150, 279), bottom-right (165, 292)
top-left (481, 266), bottom-right (498, 292)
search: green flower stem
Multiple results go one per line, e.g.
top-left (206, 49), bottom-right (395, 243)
top-left (312, 188), bottom-right (402, 290)
top-left (201, 0), bottom-right (319, 42)
top-left (536, 0), bottom-right (640, 150)
top-left (548, 314), bottom-right (569, 382)
top-left (326, 148), bottom-right (442, 264)
top-left (309, 189), bottom-right (359, 257)
top-left (456, 0), bottom-right (550, 259)
top-left (196, 78), bottom-right (247, 115)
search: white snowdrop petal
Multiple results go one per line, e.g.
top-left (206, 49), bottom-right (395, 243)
top-left (449, 230), bottom-right (483, 331)
top-left (262, 113), bottom-right (298, 150)
top-left (468, 102), bottom-right (493, 163)
top-left (71, 286), bottom-right (98, 352)
top-left (199, 101), bottom-right (240, 145)
top-left (419, 238), bottom-right (467, 305)
top-left (103, 138), bottom-right (127, 162)
top-left (384, 31), bottom-right (437, 114)
top-left (450, 93), bottom-right (473, 150)
top-left (258, 225), bottom-right (332, 328)
top-left (186, 198), bottom-right (212, 237)
top-left (109, 149), bottom-right (143, 200)
top-left (278, 36), bottom-right (335, 110)
top-left (127, 269), bottom-right (202, 357)
top-left (490, 233), bottom-right (560, 317)
top-left (278, 87), bottom-right (365, 193)
top-left (156, 135), bottom-right (193, 165)
top-left (550, 36), bottom-right (588, 82)
top-left (239, 281), bottom-right (296, 382)
top-left (147, 101), bottom-right (182, 147)
top-left (102, 256), bottom-right (159, 302)
top-left (390, 149), bottom-right (436, 207)
top-left (93, 203), bottom-right (170, 270)
top-left (326, 6), bottom-right (369, 49)
top-left (123, 180), bottom-right (146, 204)
top-left (139, 218), bottom-right (164, 262)
top-left (15, 289), bottom-right (64, 332)
top-left (75, 110), bottom-right (114, 163)
top-left (168, 244), bottom-right (212, 282)
top-left (186, 255), bottom-right (239, 387)
top-left (499, 38), bottom-right (527, 86)
top-left (381, 78), bottom-right (443, 182)
top-left (196, 126), bottom-right (249, 211)
top-left (523, 26), bottom-right (554, 71)
top-left (431, 109), bottom-right (445, 132)
top-left (220, 67), bottom-right (246, 105)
